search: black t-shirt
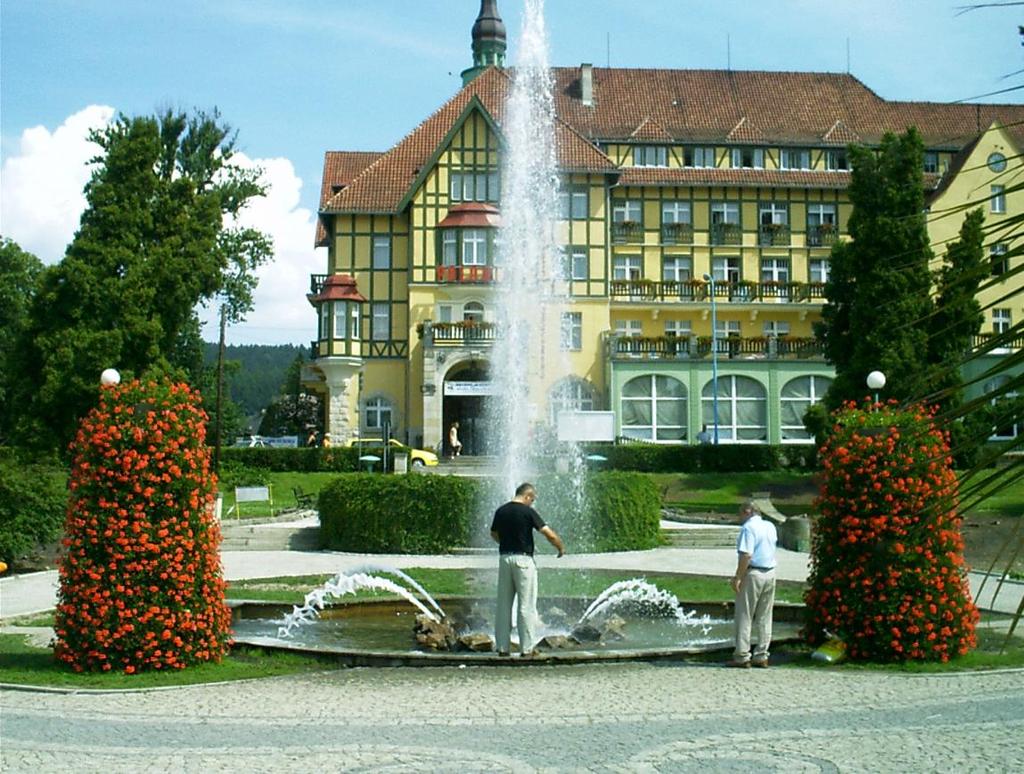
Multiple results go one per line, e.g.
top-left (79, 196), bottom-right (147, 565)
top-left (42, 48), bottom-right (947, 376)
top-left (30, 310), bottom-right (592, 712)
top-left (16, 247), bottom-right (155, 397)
top-left (490, 501), bottom-right (546, 555)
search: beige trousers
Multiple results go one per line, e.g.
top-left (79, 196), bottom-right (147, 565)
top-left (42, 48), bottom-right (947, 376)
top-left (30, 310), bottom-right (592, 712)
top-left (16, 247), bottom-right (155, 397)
top-left (495, 554), bottom-right (538, 654)
top-left (733, 568), bottom-right (776, 662)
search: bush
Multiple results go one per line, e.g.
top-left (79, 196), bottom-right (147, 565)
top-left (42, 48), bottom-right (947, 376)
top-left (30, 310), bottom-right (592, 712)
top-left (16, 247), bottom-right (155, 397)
top-left (319, 474), bottom-right (477, 553)
top-left (575, 471), bottom-right (661, 552)
top-left (804, 401), bottom-right (979, 662)
top-left (54, 378), bottom-right (232, 673)
top-left (0, 450), bottom-right (67, 565)
top-left (578, 442), bottom-right (814, 473)
top-left (218, 446), bottom-right (361, 472)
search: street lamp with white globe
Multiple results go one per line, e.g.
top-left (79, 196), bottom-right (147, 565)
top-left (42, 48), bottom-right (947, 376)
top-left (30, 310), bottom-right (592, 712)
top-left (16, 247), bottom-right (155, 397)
top-left (100, 368), bottom-right (121, 387)
top-left (866, 370), bottom-right (886, 405)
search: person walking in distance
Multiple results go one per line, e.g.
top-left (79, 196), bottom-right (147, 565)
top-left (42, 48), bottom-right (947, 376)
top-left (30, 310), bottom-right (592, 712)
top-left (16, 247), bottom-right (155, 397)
top-left (490, 482), bottom-right (565, 657)
top-left (448, 421), bottom-right (463, 460)
top-left (728, 501), bottom-right (778, 668)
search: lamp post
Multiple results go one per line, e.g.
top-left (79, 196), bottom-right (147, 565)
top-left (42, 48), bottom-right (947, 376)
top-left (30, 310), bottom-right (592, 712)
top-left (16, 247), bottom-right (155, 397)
top-left (100, 368), bottom-right (121, 387)
top-left (703, 273), bottom-right (720, 444)
top-left (866, 370), bottom-right (886, 406)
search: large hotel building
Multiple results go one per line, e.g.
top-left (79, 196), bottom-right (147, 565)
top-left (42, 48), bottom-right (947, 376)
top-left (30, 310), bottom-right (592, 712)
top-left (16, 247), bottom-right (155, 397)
top-left (304, 1), bottom-right (1022, 454)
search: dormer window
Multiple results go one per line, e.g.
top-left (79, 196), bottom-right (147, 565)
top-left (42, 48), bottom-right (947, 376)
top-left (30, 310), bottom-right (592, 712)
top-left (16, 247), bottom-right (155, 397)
top-left (634, 146), bottom-right (668, 167)
top-left (450, 170), bottom-right (500, 203)
top-left (684, 146), bottom-right (716, 168)
top-left (780, 148), bottom-right (811, 170)
top-left (825, 149), bottom-right (848, 171)
top-left (731, 147), bottom-right (764, 169)
top-left (923, 152), bottom-right (939, 174)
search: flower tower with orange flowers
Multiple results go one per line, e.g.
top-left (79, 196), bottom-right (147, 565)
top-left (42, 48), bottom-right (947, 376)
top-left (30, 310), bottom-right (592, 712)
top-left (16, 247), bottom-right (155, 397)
top-left (804, 401), bottom-right (979, 662)
top-left (54, 377), bottom-right (231, 673)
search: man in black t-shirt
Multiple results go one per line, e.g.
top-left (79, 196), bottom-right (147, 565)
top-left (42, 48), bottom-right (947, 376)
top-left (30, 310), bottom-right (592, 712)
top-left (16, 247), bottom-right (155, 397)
top-left (489, 482), bottom-right (565, 657)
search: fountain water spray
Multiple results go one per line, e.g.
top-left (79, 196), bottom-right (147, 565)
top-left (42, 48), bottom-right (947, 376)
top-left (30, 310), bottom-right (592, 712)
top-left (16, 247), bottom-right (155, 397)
top-left (577, 578), bottom-right (714, 636)
top-left (278, 566), bottom-right (446, 639)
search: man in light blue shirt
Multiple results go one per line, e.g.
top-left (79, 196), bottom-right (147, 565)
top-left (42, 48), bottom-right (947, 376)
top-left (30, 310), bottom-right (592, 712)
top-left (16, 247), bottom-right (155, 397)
top-left (728, 501), bottom-right (778, 668)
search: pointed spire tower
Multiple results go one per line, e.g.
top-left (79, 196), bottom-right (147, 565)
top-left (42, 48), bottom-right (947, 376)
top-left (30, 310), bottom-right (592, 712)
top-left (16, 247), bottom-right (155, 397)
top-left (461, 0), bottom-right (506, 85)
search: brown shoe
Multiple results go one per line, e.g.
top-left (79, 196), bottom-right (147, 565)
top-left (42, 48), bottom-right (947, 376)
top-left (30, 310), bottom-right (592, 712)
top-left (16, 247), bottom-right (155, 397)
top-left (751, 659), bottom-right (769, 668)
top-left (726, 660), bottom-right (751, 668)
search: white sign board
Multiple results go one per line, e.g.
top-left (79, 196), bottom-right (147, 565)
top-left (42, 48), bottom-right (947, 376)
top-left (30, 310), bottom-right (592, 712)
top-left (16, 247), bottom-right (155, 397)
top-left (556, 411), bottom-right (615, 442)
top-left (444, 381), bottom-right (497, 396)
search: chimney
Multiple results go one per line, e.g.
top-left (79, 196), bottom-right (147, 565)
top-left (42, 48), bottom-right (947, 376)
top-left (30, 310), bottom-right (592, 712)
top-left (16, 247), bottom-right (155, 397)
top-left (581, 63), bottom-right (593, 107)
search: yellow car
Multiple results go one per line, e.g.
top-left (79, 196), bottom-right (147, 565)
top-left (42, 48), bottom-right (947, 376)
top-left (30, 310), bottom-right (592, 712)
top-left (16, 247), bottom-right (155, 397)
top-left (345, 438), bottom-right (439, 467)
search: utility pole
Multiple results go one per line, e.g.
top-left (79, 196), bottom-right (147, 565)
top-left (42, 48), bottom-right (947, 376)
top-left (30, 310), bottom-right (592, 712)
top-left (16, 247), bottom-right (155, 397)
top-left (214, 304), bottom-right (226, 473)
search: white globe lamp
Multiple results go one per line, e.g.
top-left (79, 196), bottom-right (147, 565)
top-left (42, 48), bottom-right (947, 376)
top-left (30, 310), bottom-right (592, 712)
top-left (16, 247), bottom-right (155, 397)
top-left (866, 370), bottom-right (885, 405)
top-left (100, 368), bottom-right (121, 387)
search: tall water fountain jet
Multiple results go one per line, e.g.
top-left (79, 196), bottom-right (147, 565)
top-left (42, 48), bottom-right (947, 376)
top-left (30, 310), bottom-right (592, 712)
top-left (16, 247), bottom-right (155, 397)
top-left (488, 0), bottom-right (583, 505)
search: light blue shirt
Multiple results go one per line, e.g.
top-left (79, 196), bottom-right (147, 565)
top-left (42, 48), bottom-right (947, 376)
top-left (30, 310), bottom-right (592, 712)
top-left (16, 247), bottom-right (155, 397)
top-left (736, 514), bottom-right (777, 569)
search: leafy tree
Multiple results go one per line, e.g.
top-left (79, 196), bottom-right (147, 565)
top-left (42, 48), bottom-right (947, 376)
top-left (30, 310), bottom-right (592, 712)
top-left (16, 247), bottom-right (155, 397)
top-left (816, 129), bottom-right (936, 409)
top-left (256, 353), bottom-right (322, 437)
top-left (0, 238), bottom-right (44, 443)
top-left (10, 109), bottom-right (270, 452)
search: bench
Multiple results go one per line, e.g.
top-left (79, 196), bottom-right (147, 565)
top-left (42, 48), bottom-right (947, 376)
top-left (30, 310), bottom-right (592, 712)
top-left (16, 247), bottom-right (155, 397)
top-left (292, 486), bottom-right (315, 510)
top-left (229, 485), bottom-right (274, 519)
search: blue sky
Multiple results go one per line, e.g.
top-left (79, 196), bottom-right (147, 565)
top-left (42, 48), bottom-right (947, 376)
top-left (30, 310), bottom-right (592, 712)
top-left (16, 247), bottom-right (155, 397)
top-left (2, 0), bottom-right (1022, 344)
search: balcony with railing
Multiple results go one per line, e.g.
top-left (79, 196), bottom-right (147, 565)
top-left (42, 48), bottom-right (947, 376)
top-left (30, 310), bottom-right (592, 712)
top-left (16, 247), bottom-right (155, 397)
top-left (807, 224), bottom-right (838, 247)
top-left (609, 279), bottom-right (826, 304)
top-left (972, 332), bottom-right (1024, 352)
top-left (710, 222), bottom-right (742, 246)
top-left (612, 221), bottom-right (645, 244)
top-left (419, 320), bottom-right (498, 346)
top-left (435, 265), bottom-right (494, 284)
top-left (309, 274), bottom-right (328, 295)
top-left (758, 223), bottom-right (791, 247)
top-left (608, 334), bottom-right (825, 361)
top-left (661, 222), bottom-right (694, 245)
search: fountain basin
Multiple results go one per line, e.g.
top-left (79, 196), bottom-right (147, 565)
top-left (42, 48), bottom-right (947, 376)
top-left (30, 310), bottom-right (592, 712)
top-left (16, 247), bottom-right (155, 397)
top-left (230, 596), bottom-right (805, 667)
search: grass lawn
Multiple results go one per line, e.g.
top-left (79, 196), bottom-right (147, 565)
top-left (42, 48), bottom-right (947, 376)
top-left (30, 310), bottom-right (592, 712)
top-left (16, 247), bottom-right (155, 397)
top-left (219, 471), bottom-right (338, 519)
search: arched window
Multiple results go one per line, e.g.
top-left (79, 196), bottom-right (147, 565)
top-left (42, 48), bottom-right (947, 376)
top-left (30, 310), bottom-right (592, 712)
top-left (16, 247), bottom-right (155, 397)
top-left (984, 375), bottom-right (1020, 440)
top-left (780, 375), bottom-right (833, 441)
top-left (463, 301), bottom-right (485, 323)
top-left (702, 375), bottom-right (767, 442)
top-left (621, 375), bottom-right (687, 442)
top-left (549, 378), bottom-right (595, 424)
top-left (364, 396), bottom-right (393, 432)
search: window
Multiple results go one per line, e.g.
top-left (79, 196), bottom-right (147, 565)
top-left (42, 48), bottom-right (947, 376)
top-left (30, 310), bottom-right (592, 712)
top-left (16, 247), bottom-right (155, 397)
top-left (349, 306), bottom-right (361, 339)
top-left (715, 319), bottom-right (741, 339)
top-left (613, 199), bottom-right (643, 224)
top-left (759, 203), bottom-right (788, 226)
top-left (759, 203), bottom-right (789, 244)
top-left (711, 201), bottom-right (740, 225)
top-left (763, 320), bottom-right (790, 337)
top-left (621, 375), bottom-right (687, 442)
top-left (992, 185), bottom-right (1006, 214)
top-left (560, 246), bottom-right (588, 280)
top-left (712, 256), bottom-right (743, 298)
top-left (634, 145), bottom-right (668, 166)
top-left (612, 255), bottom-right (642, 280)
top-left (371, 302), bottom-right (390, 341)
top-left (560, 312), bottom-right (582, 351)
top-left (372, 236), bottom-right (391, 270)
top-left (991, 244), bottom-right (1009, 277)
top-left (364, 397), bottom-right (393, 431)
top-left (985, 375), bottom-right (1021, 440)
top-left (701, 375), bottom-right (767, 442)
top-left (437, 304), bottom-right (453, 323)
top-left (779, 148), bottom-right (811, 170)
top-left (333, 300), bottom-right (347, 338)
top-left (731, 147), bottom-right (764, 169)
top-left (760, 258), bottom-right (790, 297)
top-left (549, 378), bottom-right (595, 423)
top-left (807, 203), bottom-right (837, 246)
top-left (463, 301), bottom-right (485, 324)
top-left (993, 308), bottom-right (1012, 334)
top-left (441, 231), bottom-right (458, 266)
top-left (665, 319), bottom-right (691, 337)
top-left (614, 319), bottom-right (643, 337)
top-left (662, 256), bottom-right (692, 282)
top-left (319, 303), bottom-right (329, 339)
top-left (684, 146), bottom-right (716, 168)
top-left (461, 229), bottom-right (488, 265)
top-left (825, 150), bottom-right (848, 171)
top-left (923, 152), bottom-right (939, 174)
top-left (780, 375), bottom-right (832, 441)
top-left (559, 186), bottom-right (589, 219)
top-left (661, 200), bottom-right (691, 224)
top-left (450, 170), bottom-right (499, 202)
top-left (710, 201), bottom-right (740, 245)
top-left (809, 258), bottom-right (830, 284)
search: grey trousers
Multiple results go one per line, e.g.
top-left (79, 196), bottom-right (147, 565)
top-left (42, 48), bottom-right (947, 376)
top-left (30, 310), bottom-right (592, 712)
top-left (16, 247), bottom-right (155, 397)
top-left (733, 568), bottom-right (776, 662)
top-left (495, 554), bottom-right (538, 653)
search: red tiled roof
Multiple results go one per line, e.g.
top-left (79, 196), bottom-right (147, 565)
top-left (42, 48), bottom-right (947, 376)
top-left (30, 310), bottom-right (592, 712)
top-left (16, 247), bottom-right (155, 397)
top-left (315, 151), bottom-right (382, 245)
top-left (618, 167), bottom-right (851, 189)
top-left (320, 67), bottom-right (1024, 218)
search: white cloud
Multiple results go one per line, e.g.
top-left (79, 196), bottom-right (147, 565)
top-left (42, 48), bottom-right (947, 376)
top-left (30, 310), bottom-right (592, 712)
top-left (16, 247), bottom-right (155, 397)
top-left (2, 105), bottom-right (320, 346)
top-left (0, 105), bottom-right (114, 263)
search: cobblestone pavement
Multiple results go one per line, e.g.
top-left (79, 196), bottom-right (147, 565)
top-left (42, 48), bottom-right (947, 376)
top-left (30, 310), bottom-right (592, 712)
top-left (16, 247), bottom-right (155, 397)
top-left (3, 663), bottom-right (1022, 772)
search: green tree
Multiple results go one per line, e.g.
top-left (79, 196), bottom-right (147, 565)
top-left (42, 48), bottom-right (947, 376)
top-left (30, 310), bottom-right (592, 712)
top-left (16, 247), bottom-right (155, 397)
top-left (11, 109), bottom-right (270, 452)
top-left (816, 129), bottom-right (936, 409)
top-left (0, 238), bottom-right (44, 443)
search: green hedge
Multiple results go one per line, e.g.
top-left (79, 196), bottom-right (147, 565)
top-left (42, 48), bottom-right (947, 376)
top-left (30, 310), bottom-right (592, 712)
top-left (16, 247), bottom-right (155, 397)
top-left (579, 443), bottom-right (817, 472)
top-left (543, 471), bottom-right (661, 552)
top-left (218, 446), bottom-right (362, 472)
top-left (0, 451), bottom-right (68, 564)
top-left (319, 474), bottom-right (477, 553)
